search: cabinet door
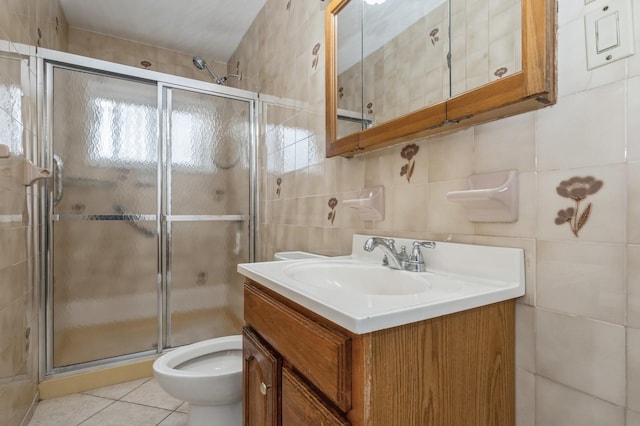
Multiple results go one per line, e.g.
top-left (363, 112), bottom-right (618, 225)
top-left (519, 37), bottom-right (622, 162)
top-left (282, 367), bottom-right (350, 426)
top-left (243, 328), bottom-right (280, 426)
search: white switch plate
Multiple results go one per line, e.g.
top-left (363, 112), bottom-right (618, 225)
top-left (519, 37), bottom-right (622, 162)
top-left (585, 0), bottom-right (635, 69)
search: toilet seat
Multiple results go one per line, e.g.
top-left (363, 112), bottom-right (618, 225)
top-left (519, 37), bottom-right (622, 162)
top-left (153, 335), bottom-right (242, 379)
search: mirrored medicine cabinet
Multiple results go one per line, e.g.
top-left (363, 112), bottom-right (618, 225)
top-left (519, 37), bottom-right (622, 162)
top-left (325, 0), bottom-right (557, 158)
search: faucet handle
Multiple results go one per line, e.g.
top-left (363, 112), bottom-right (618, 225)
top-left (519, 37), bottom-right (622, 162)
top-left (410, 241), bottom-right (436, 262)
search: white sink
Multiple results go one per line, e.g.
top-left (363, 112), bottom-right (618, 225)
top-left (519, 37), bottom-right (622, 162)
top-left (238, 234), bottom-right (525, 334)
top-left (282, 259), bottom-right (460, 296)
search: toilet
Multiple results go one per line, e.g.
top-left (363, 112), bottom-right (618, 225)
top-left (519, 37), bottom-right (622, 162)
top-left (153, 334), bottom-right (243, 426)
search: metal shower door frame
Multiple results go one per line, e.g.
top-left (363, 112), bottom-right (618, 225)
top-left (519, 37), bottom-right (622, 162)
top-left (38, 48), bottom-right (257, 378)
top-left (159, 82), bottom-right (257, 349)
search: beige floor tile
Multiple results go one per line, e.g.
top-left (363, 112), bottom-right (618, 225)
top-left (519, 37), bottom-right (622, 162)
top-left (80, 401), bottom-right (171, 426)
top-left (82, 378), bottom-right (150, 400)
top-left (176, 402), bottom-right (189, 413)
top-left (120, 378), bottom-right (183, 410)
top-left (28, 394), bottom-right (112, 426)
top-left (158, 411), bottom-right (188, 426)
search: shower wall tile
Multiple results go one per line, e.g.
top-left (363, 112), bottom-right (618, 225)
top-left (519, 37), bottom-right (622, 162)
top-left (67, 28), bottom-right (227, 83)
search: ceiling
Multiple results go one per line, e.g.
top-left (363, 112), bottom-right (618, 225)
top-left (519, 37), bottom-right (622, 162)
top-left (59, 0), bottom-right (267, 63)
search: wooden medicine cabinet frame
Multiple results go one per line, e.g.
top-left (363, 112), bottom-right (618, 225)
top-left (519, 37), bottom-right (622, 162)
top-left (325, 0), bottom-right (557, 158)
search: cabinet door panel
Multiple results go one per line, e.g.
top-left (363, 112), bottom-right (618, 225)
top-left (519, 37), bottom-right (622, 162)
top-left (243, 328), bottom-right (280, 426)
top-left (245, 283), bottom-right (352, 411)
top-left (282, 368), bottom-right (350, 426)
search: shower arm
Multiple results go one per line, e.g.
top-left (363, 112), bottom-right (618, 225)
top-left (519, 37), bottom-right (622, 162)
top-left (202, 63), bottom-right (225, 85)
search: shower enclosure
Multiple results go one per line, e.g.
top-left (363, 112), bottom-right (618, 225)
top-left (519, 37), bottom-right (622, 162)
top-left (40, 50), bottom-right (256, 374)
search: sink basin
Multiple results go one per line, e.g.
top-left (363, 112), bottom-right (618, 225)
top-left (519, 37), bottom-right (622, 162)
top-left (283, 261), bottom-right (427, 295)
top-left (282, 260), bottom-right (459, 296)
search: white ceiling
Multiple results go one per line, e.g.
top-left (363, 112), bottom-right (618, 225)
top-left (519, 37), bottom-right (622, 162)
top-left (60, 0), bottom-right (267, 63)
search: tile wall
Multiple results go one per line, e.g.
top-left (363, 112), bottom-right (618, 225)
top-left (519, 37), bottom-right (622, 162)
top-left (67, 28), bottom-right (228, 83)
top-left (0, 1), bottom-right (68, 425)
top-left (230, 0), bottom-right (640, 424)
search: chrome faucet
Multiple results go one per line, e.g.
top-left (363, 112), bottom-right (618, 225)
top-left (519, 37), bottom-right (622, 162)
top-left (363, 237), bottom-right (436, 272)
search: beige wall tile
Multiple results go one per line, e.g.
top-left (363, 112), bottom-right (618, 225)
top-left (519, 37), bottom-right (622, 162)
top-left (427, 180), bottom-right (475, 236)
top-left (630, 245), bottom-right (640, 328)
top-left (629, 162), bottom-right (640, 243)
top-left (536, 83), bottom-right (626, 171)
top-left (516, 368), bottom-right (535, 426)
top-left (537, 240), bottom-right (626, 324)
top-left (536, 376), bottom-right (625, 426)
top-left (537, 165), bottom-right (626, 244)
top-left (474, 111), bottom-right (535, 173)
top-left (628, 78), bottom-right (640, 162)
top-left (628, 410), bottom-right (640, 426)
top-left (536, 309), bottom-right (626, 405)
top-left (515, 303), bottom-right (535, 372)
top-left (629, 328), bottom-right (640, 412)
top-left (427, 129), bottom-right (474, 182)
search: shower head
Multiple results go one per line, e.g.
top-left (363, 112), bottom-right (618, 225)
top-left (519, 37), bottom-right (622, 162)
top-left (192, 55), bottom-right (242, 86)
top-left (192, 55), bottom-right (224, 84)
top-left (192, 56), bottom-right (207, 70)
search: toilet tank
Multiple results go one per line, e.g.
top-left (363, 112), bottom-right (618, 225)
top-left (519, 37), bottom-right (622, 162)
top-left (273, 251), bottom-right (326, 261)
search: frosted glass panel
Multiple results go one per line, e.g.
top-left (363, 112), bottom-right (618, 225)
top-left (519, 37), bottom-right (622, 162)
top-left (52, 221), bottom-right (158, 367)
top-left (52, 68), bottom-right (158, 215)
top-left (169, 221), bottom-right (247, 347)
top-left (170, 90), bottom-right (250, 216)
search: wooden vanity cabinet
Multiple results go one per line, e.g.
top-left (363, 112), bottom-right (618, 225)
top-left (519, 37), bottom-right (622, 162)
top-left (243, 279), bottom-right (516, 426)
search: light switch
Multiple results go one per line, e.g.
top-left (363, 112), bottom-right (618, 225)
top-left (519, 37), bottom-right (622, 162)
top-left (596, 12), bottom-right (620, 53)
top-left (585, 0), bottom-right (635, 70)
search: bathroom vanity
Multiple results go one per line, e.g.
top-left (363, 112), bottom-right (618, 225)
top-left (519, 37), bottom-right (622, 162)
top-left (238, 235), bottom-right (525, 425)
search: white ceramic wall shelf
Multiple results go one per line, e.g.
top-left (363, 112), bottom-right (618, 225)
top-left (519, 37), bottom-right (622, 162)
top-left (446, 170), bottom-right (518, 222)
top-left (24, 159), bottom-right (51, 186)
top-left (343, 186), bottom-right (384, 221)
top-left (0, 144), bottom-right (9, 158)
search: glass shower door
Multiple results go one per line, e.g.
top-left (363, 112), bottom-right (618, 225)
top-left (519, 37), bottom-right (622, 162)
top-left (165, 88), bottom-right (251, 348)
top-left (49, 66), bottom-right (159, 368)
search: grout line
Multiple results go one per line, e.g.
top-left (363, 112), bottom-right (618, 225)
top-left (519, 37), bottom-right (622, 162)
top-left (117, 377), bottom-right (152, 401)
top-left (76, 399), bottom-right (117, 426)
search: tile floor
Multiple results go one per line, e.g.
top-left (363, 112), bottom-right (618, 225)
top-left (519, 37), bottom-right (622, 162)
top-left (28, 377), bottom-right (188, 426)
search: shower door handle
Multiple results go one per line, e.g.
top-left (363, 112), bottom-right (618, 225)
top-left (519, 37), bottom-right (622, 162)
top-left (53, 154), bottom-right (64, 206)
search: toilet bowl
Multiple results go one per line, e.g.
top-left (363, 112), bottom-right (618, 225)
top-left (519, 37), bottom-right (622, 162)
top-left (153, 334), bottom-right (243, 426)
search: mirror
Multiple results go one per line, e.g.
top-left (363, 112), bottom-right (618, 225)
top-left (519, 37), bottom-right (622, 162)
top-left (326, 0), bottom-right (556, 157)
